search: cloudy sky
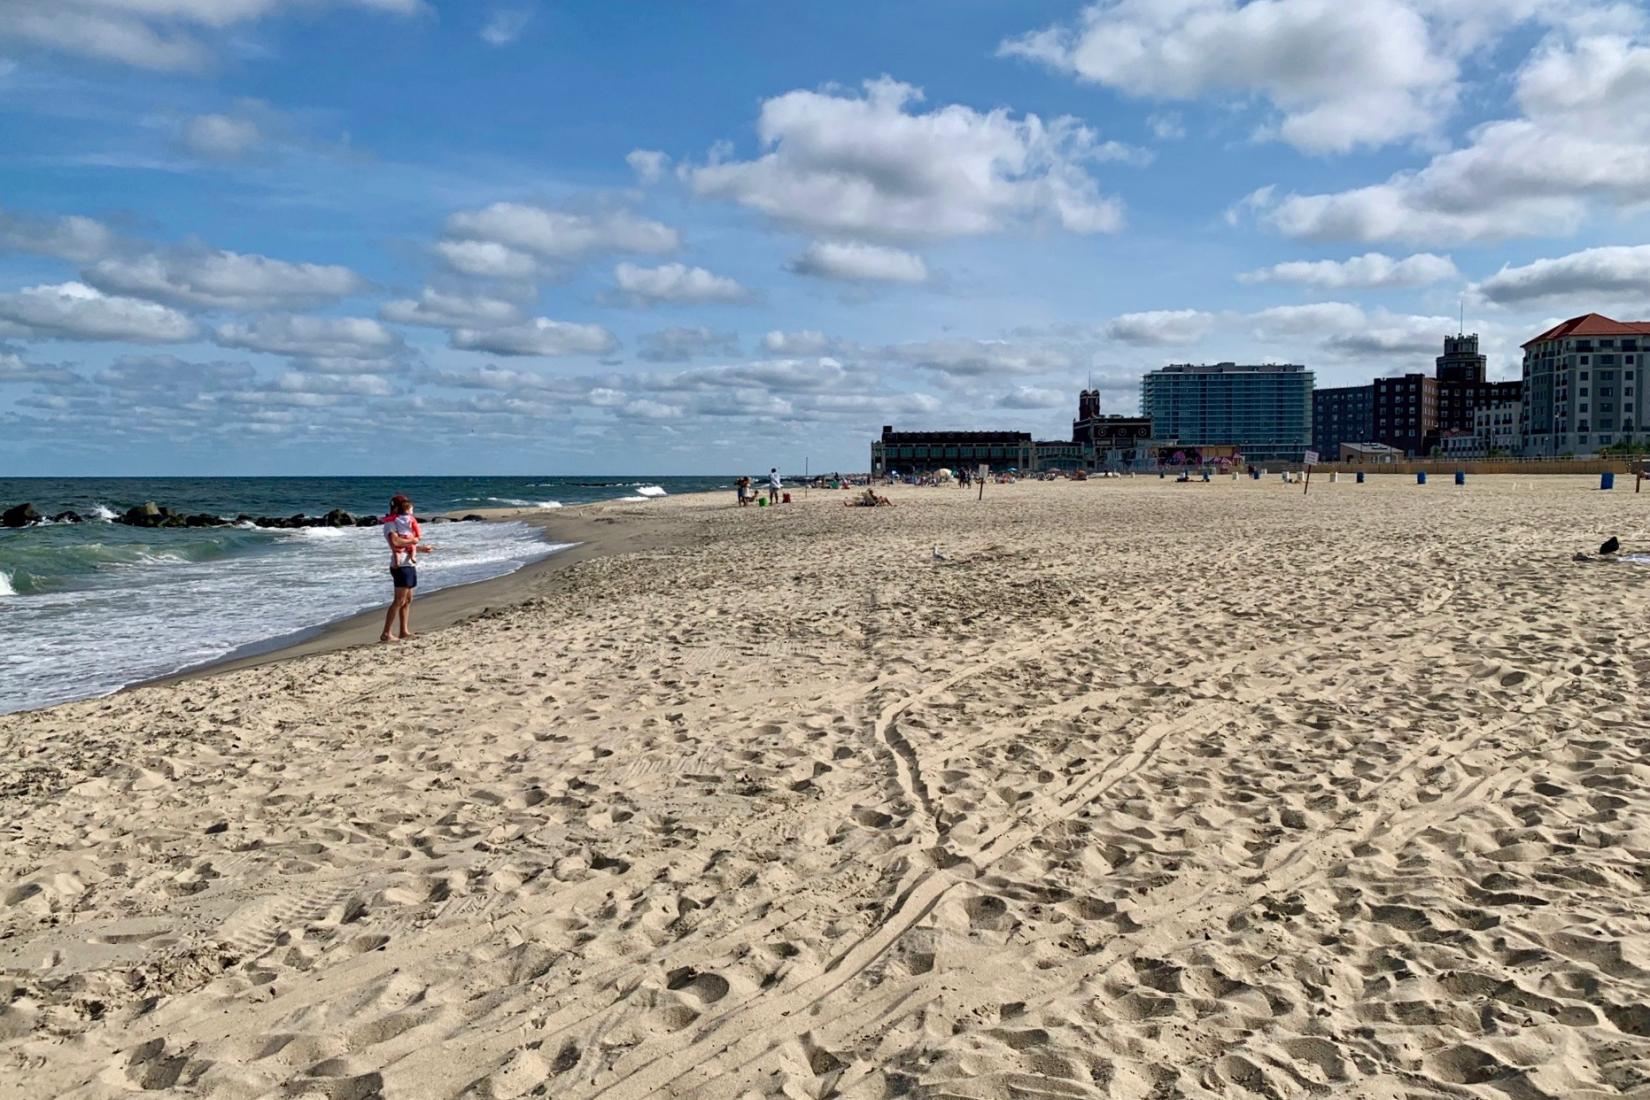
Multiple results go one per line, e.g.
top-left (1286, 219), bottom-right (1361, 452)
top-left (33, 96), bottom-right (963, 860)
top-left (3, 0), bottom-right (1649, 475)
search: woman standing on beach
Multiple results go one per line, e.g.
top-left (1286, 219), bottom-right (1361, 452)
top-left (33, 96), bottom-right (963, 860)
top-left (381, 494), bottom-right (432, 642)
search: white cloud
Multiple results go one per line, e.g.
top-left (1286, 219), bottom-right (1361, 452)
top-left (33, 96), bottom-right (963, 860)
top-left (788, 240), bottom-right (928, 283)
top-left (277, 371), bottom-right (396, 397)
top-left (434, 239), bottom-right (539, 279)
top-left (480, 6), bottom-right (532, 46)
top-left (649, 357), bottom-right (856, 395)
top-left (0, 206), bottom-right (119, 263)
top-left (181, 113), bottom-right (262, 159)
top-left (1104, 309), bottom-right (1216, 345)
top-left (1248, 301), bottom-right (1368, 338)
top-left (1324, 311), bottom-right (1458, 357)
top-left (214, 314), bottom-right (401, 359)
top-left (379, 287), bottom-right (524, 329)
top-left (1147, 111), bottom-right (1185, 140)
top-left (882, 338), bottom-right (1071, 377)
top-left (0, 282), bottom-right (196, 343)
top-left (443, 203), bottom-right (678, 266)
top-left (85, 249), bottom-right (366, 310)
top-left (612, 262), bottom-right (748, 305)
top-left (761, 329), bottom-right (833, 355)
top-left (687, 76), bottom-right (1123, 241)
top-left (1259, 34), bottom-right (1650, 242)
top-left (1472, 245), bottom-right (1650, 308)
top-left (1244, 301), bottom-right (1464, 359)
top-left (451, 317), bottom-right (618, 357)
top-left (624, 398), bottom-right (683, 421)
top-left (0, 0), bottom-right (426, 72)
top-left (637, 326), bottom-right (740, 362)
top-left (627, 149), bottom-right (669, 184)
top-left (0, 352), bottom-right (81, 386)
top-left (998, 385), bottom-right (1067, 409)
top-left (1239, 252), bottom-right (1459, 289)
top-left (1001, 0), bottom-right (1455, 154)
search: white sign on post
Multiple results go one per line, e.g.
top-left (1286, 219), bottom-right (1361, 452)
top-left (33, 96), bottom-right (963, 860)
top-left (1303, 450), bottom-right (1320, 466)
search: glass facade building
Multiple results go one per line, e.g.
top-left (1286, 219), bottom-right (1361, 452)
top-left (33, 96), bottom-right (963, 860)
top-left (1140, 363), bottom-right (1313, 463)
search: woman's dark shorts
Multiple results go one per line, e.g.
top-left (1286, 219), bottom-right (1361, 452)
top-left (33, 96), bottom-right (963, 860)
top-left (390, 565), bottom-right (418, 589)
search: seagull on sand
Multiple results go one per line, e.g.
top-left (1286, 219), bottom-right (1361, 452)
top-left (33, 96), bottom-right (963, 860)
top-left (933, 544), bottom-right (947, 562)
top-left (1600, 535), bottom-right (1621, 556)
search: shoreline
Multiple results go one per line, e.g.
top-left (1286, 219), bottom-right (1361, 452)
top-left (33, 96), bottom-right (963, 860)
top-left (138, 495), bottom-right (715, 690)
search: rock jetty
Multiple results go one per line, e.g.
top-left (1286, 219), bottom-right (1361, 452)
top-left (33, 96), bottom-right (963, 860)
top-left (0, 502), bottom-right (493, 530)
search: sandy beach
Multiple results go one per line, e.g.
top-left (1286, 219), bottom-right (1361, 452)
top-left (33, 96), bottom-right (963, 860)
top-left (3, 476), bottom-right (1649, 1099)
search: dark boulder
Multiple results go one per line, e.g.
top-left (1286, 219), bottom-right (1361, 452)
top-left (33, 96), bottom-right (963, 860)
top-left (460, 514), bottom-right (487, 522)
top-left (356, 515), bottom-right (382, 527)
top-left (49, 511), bottom-right (83, 524)
top-left (184, 513), bottom-right (227, 528)
top-left (2, 503), bottom-right (42, 528)
top-left (121, 502), bottom-right (168, 527)
top-left (320, 508), bottom-right (355, 527)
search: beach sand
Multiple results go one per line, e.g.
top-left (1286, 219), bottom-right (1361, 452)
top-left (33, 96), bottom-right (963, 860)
top-left (3, 476), bottom-right (1648, 1099)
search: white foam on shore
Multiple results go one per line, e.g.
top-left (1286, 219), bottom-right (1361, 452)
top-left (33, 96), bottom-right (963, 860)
top-left (90, 504), bottom-right (117, 521)
top-left (0, 570), bottom-right (14, 597)
top-left (0, 520), bottom-right (569, 715)
top-left (635, 485), bottom-right (667, 497)
top-left (480, 496), bottom-right (563, 508)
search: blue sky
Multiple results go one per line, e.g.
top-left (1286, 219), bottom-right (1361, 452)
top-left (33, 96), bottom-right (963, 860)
top-left (2, 0), bottom-right (1649, 475)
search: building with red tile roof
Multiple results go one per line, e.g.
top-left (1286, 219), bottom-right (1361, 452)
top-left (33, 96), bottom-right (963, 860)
top-left (1521, 314), bottom-right (1650, 456)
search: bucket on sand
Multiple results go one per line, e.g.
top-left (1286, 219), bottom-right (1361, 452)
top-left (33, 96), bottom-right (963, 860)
top-left (782, 492), bottom-right (792, 503)
top-left (758, 497), bottom-right (767, 508)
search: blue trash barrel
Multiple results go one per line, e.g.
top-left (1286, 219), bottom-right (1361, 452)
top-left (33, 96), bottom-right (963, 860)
top-left (1355, 471), bottom-right (1365, 484)
top-left (1454, 470), bottom-right (1465, 486)
top-left (1602, 471), bottom-right (1616, 490)
top-left (1159, 470), bottom-right (1166, 479)
top-left (1251, 469), bottom-right (1260, 480)
top-left (1202, 470), bottom-right (1211, 482)
top-left (1417, 471), bottom-right (1427, 485)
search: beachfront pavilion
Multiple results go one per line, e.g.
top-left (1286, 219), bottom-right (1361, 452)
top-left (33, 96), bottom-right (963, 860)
top-left (871, 426), bottom-right (1035, 477)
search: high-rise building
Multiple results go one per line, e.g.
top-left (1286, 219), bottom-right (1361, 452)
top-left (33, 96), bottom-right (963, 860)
top-left (1434, 332), bottom-right (1521, 438)
top-left (1312, 384), bottom-right (1372, 460)
top-left (1520, 313), bottom-right (1650, 456)
top-left (1436, 333), bottom-right (1487, 384)
top-left (1140, 363), bottom-right (1313, 463)
top-left (1372, 373), bottom-right (1437, 456)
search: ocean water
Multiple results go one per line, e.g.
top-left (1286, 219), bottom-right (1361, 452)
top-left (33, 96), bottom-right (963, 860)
top-left (0, 476), bottom-right (730, 714)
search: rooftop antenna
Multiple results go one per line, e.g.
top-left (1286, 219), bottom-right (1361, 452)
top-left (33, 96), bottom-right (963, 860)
top-left (1458, 297), bottom-right (1464, 337)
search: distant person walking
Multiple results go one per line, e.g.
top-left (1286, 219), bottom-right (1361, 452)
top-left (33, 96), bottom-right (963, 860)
top-left (381, 494), bottom-right (432, 642)
top-left (768, 467), bottom-right (781, 505)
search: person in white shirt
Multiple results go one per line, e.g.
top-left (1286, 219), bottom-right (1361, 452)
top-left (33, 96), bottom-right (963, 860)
top-left (768, 467), bottom-right (781, 505)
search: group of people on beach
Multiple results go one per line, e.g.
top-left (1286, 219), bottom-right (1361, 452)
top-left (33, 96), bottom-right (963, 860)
top-left (735, 469), bottom-right (783, 507)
